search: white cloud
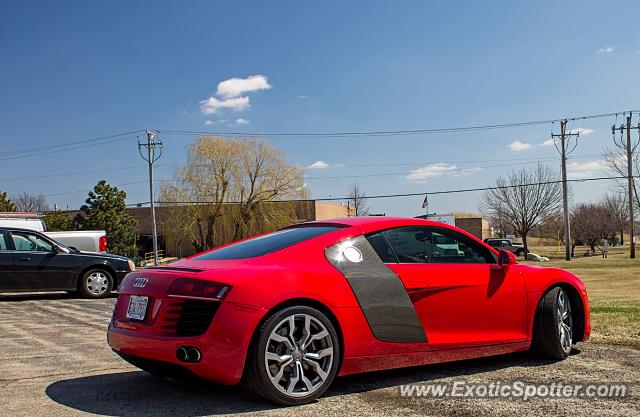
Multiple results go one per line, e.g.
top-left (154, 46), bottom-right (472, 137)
top-left (231, 118), bottom-right (250, 126)
top-left (216, 75), bottom-right (271, 98)
top-left (199, 96), bottom-right (250, 114)
top-left (204, 120), bottom-right (215, 126)
top-left (507, 140), bottom-right (534, 151)
top-left (305, 160), bottom-right (330, 169)
top-left (567, 160), bottom-right (607, 179)
top-left (596, 46), bottom-right (614, 54)
top-left (568, 127), bottom-right (595, 136)
top-left (455, 166), bottom-right (483, 176)
top-left (540, 138), bottom-right (555, 147)
top-left (406, 163), bottom-right (457, 182)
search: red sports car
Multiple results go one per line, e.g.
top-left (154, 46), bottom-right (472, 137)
top-left (107, 217), bottom-right (590, 405)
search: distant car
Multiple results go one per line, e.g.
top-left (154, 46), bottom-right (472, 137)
top-left (484, 238), bottom-right (526, 256)
top-left (108, 217), bottom-right (590, 405)
top-left (0, 227), bottom-right (135, 298)
top-left (0, 213), bottom-right (108, 253)
top-left (45, 230), bottom-right (107, 253)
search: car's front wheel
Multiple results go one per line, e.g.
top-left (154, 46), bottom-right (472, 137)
top-left (78, 269), bottom-right (113, 298)
top-left (243, 305), bottom-right (340, 405)
top-left (531, 286), bottom-right (574, 359)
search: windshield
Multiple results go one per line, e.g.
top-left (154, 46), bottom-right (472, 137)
top-left (192, 225), bottom-right (343, 260)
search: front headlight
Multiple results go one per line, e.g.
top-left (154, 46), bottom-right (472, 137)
top-left (127, 260), bottom-right (136, 271)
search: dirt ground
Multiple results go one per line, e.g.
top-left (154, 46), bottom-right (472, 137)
top-left (0, 293), bottom-right (638, 417)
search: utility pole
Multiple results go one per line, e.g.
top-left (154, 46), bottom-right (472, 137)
top-left (138, 130), bottom-right (164, 266)
top-left (551, 119), bottom-right (579, 261)
top-left (612, 113), bottom-right (638, 259)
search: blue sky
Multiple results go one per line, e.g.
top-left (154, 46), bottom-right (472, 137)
top-left (2, 1), bottom-right (640, 216)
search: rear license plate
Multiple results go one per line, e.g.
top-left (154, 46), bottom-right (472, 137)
top-left (126, 295), bottom-right (149, 320)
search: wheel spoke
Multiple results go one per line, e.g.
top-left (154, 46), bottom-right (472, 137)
top-left (270, 357), bottom-right (293, 384)
top-left (303, 357), bottom-right (328, 381)
top-left (302, 329), bottom-right (328, 350)
top-left (288, 316), bottom-right (297, 346)
top-left (266, 352), bottom-right (292, 363)
top-left (270, 333), bottom-right (294, 350)
top-left (299, 315), bottom-right (311, 349)
top-left (304, 347), bottom-right (332, 361)
top-left (286, 361), bottom-right (303, 394)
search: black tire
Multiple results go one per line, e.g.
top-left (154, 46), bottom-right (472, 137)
top-left (242, 305), bottom-right (340, 405)
top-left (531, 286), bottom-right (574, 359)
top-left (78, 268), bottom-right (113, 299)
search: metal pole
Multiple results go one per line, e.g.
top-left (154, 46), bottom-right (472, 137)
top-left (146, 130), bottom-right (159, 266)
top-left (560, 120), bottom-right (572, 261)
top-left (625, 115), bottom-right (636, 258)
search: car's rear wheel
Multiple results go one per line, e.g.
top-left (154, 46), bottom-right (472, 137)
top-left (78, 269), bottom-right (113, 299)
top-left (243, 305), bottom-right (340, 405)
top-left (531, 286), bottom-right (574, 359)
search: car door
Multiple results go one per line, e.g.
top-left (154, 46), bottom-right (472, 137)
top-left (0, 230), bottom-right (15, 290)
top-left (9, 231), bottom-right (76, 290)
top-left (372, 225), bottom-right (528, 350)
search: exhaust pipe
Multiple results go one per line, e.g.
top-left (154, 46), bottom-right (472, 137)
top-left (176, 346), bottom-right (201, 363)
top-left (176, 347), bottom-right (189, 362)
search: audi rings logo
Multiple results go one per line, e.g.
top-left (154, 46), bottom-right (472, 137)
top-left (132, 277), bottom-right (149, 288)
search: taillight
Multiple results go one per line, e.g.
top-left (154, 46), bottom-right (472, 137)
top-left (167, 278), bottom-right (230, 300)
top-left (99, 235), bottom-right (107, 252)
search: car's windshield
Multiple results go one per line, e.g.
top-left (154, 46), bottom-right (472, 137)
top-left (192, 225), bottom-right (343, 260)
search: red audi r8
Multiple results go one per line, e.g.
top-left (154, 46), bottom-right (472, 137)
top-left (108, 217), bottom-right (590, 405)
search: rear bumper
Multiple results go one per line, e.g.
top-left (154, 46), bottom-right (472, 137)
top-left (107, 300), bottom-right (267, 385)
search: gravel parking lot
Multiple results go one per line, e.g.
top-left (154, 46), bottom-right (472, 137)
top-left (1, 293), bottom-right (638, 417)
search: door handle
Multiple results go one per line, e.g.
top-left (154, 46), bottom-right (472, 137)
top-left (17, 257), bottom-right (31, 262)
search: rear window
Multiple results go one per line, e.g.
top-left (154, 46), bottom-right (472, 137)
top-left (193, 226), bottom-right (342, 260)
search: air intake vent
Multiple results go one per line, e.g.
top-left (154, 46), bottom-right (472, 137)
top-left (161, 299), bottom-right (220, 336)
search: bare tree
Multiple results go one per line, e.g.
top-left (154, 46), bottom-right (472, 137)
top-left (480, 165), bottom-right (563, 255)
top-left (602, 192), bottom-right (628, 244)
top-left (571, 197), bottom-right (626, 255)
top-left (347, 183), bottom-right (368, 216)
top-left (12, 192), bottom-right (49, 212)
top-left (603, 147), bottom-right (640, 213)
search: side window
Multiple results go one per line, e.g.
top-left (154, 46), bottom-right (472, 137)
top-left (11, 232), bottom-right (53, 252)
top-left (365, 232), bottom-right (398, 263)
top-left (0, 231), bottom-right (9, 251)
top-left (382, 226), bottom-right (496, 264)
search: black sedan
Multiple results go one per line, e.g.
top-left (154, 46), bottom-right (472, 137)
top-left (0, 227), bottom-right (135, 298)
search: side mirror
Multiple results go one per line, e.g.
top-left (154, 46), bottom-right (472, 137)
top-left (498, 249), bottom-right (517, 266)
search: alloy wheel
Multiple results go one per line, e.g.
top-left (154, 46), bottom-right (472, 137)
top-left (264, 313), bottom-right (334, 398)
top-left (557, 289), bottom-right (573, 354)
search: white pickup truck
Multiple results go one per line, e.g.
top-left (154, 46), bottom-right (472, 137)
top-left (0, 213), bottom-right (107, 253)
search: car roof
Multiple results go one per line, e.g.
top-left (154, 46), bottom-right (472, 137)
top-left (299, 216), bottom-right (460, 234)
top-left (0, 226), bottom-right (44, 233)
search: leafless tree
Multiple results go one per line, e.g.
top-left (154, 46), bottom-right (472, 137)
top-left (12, 192), bottom-right (49, 212)
top-left (571, 197), bottom-right (627, 255)
top-left (480, 165), bottom-right (562, 255)
top-left (347, 183), bottom-right (368, 216)
top-left (602, 191), bottom-right (628, 244)
top-left (603, 146), bottom-right (640, 213)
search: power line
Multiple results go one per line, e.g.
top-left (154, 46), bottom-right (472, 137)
top-left (0, 130), bottom-right (143, 157)
top-left (43, 179), bottom-right (168, 198)
top-left (0, 133), bottom-right (141, 161)
top-left (152, 174), bottom-right (638, 206)
top-left (158, 111), bottom-right (633, 139)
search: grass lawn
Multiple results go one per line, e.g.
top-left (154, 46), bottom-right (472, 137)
top-left (526, 245), bottom-right (640, 349)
